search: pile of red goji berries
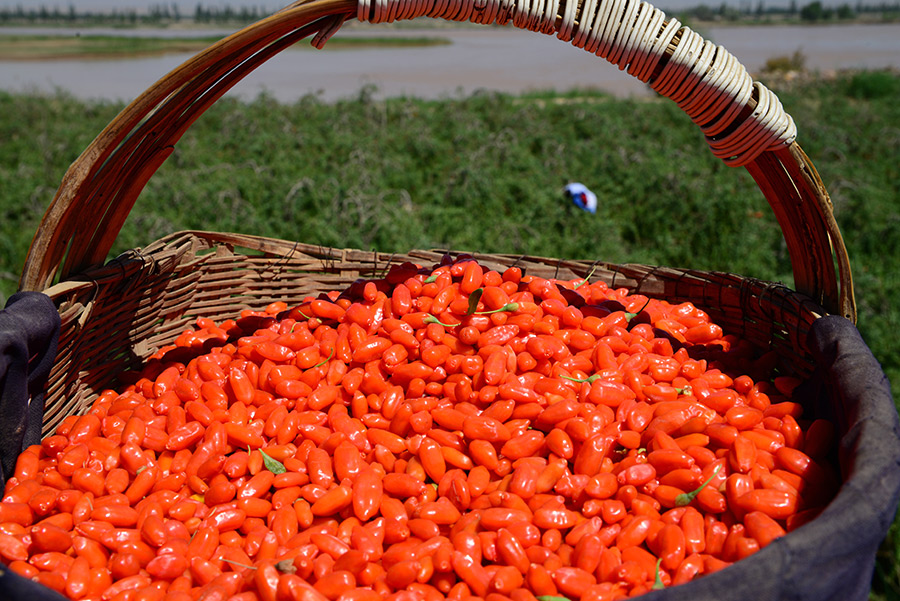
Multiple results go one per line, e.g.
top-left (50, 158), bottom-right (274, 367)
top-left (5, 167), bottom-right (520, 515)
top-left (0, 256), bottom-right (838, 601)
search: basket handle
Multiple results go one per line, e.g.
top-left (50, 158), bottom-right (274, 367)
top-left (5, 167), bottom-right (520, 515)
top-left (19, 0), bottom-right (856, 321)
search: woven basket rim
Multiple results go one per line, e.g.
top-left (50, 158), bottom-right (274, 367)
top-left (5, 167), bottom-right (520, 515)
top-left (38, 228), bottom-right (828, 436)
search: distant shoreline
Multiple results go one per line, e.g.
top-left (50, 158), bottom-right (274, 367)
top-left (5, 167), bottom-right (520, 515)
top-left (1, 22), bottom-right (895, 103)
top-left (0, 33), bottom-right (451, 61)
top-left (1, 14), bottom-right (896, 54)
top-left (0, 3), bottom-right (897, 33)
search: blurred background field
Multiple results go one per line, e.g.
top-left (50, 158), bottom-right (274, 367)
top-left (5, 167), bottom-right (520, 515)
top-left (0, 33), bottom-right (899, 600)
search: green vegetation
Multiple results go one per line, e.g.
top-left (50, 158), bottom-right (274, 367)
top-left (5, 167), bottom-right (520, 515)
top-left (844, 69), bottom-right (900, 99)
top-left (0, 3), bottom-right (261, 26)
top-left (678, 0), bottom-right (900, 23)
top-left (0, 34), bottom-right (450, 61)
top-left (1, 70), bottom-right (899, 597)
top-left (763, 50), bottom-right (807, 73)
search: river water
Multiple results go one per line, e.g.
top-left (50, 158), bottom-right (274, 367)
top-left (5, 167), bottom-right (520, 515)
top-left (0, 22), bottom-right (898, 102)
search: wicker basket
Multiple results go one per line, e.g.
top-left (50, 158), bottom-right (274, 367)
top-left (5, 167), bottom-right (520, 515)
top-left (13, 0), bottom-right (894, 599)
top-left (19, 0), bottom-right (856, 435)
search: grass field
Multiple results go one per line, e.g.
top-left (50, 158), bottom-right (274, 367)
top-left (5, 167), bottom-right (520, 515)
top-left (1, 69), bottom-right (899, 596)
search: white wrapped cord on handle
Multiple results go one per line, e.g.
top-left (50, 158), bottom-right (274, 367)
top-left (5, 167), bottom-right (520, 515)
top-left (348, 0), bottom-right (796, 166)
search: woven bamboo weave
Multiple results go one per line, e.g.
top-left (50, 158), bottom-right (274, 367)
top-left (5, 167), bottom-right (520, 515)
top-left (18, 0), bottom-right (854, 435)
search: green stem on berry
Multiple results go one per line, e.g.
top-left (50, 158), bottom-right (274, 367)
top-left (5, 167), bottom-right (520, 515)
top-left (652, 557), bottom-right (665, 590)
top-left (424, 314), bottom-right (459, 328)
top-left (560, 373), bottom-right (603, 384)
top-left (625, 297), bottom-right (652, 322)
top-left (675, 464), bottom-right (723, 506)
top-left (312, 347), bottom-right (334, 369)
top-left (573, 265), bottom-right (597, 290)
top-left (475, 302), bottom-right (519, 315)
top-left (221, 558), bottom-right (257, 570)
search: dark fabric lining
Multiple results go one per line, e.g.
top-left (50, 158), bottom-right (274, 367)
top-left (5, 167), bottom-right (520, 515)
top-left (0, 292), bottom-right (65, 600)
top-left (0, 293), bottom-right (60, 489)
